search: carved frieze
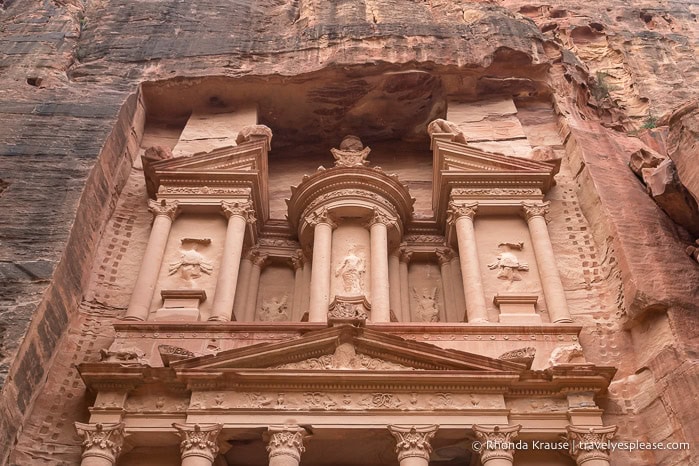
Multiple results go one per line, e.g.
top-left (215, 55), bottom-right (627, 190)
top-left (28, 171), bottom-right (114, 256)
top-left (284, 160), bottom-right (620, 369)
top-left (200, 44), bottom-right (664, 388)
top-left (452, 187), bottom-right (542, 197)
top-left (272, 342), bottom-right (412, 370)
top-left (158, 186), bottom-right (251, 196)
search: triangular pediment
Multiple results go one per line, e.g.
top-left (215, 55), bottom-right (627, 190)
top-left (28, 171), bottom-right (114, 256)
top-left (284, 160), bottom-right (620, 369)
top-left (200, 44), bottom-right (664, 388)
top-left (143, 140), bottom-right (269, 200)
top-left (170, 325), bottom-right (525, 373)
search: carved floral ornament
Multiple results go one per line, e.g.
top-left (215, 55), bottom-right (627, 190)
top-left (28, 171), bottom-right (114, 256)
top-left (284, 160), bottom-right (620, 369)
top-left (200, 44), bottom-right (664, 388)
top-left (522, 200), bottom-right (551, 222)
top-left (221, 199), bottom-right (256, 223)
top-left (74, 422), bottom-right (125, 461)
top-left (473, 424), bottom-right (521, 464)
top-left (305, 207), bottom-right (337, 229)
top-left (364, 208), bottom-right (398, 229)
top-left (173, 423), bottom-right (222, 461)
top-left (265, 426), bottom-right (308, 461)
top-left (148, 199), bottom-right (180, 220)
top-left (447, 200), bottom-right (478, 223)
top-left (389, 425), bottom-right (439, 462)
top-left (566, 425), bottom-right (618, 464)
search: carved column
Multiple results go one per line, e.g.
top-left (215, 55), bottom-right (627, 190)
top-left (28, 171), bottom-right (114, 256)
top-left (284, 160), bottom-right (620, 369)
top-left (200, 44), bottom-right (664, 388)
top-left (388, 248), bottom-right (402, 320)
top-left (566, 425), bottom-right (617, 466)
top-left (173, 423), bottom-right (223, 466)
top-left (74, 422), bottom-right (125, 466)
top-left (522, 201), bottom-right (572, 323)
top-left (388, 425), bottom-right (439, 466)
top-left (231, 248), bottom-right (253, 321)
top-left (398, 246), bottom-right (413, 322)
top-left (124, 200), bottom-right (180, 321)
top-left (301, 248), bottom-right (312, 317)
top-left (264, 426), bottom-right (308, 466)
top-left (473, 425), bottom-right (521, 466)
top-left (366, 209), bottom-right (395, 322)
top-left (210, 200), bottom-right (256, 322)
top-left (450, 254), bottom-right (467, 321)
top-left (436, 248), bottom-right (455, 322)
top-left (290, 250), bottom-right (305, 321)
top-left (243, 250), bottom-right (269, 321)
top-left (307, 208), bottom-right (337, 322)
top-left (447, 202), bottom-right (488, 323)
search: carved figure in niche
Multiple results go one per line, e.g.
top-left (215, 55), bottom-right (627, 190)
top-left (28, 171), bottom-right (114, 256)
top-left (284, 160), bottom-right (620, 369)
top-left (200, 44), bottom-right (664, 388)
top-left (488, 242), bottom-right (529, 282)
top-left (169, 238), bottom-right (213, 285)
top-left (335, 248), bottom-right (366, 295)
top-left (258, 294), bottom-right (289, 321)
top-left (412, 287), bottom-right (440, 322)
top-left (330, 135), bottom-right (371, 167)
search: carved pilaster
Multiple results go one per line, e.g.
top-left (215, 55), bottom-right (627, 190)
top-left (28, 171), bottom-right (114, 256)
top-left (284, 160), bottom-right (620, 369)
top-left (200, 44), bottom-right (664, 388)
top-left (388, 425), bottom-right (439, 463)
top-left (264, 426), bottom-right (308, 463)
top-left (566, 425), bottom-right (617, 465)
top-left (436, 247), bottom-right (455, 265)
top-left (290, 249), bottom-right (305, 270)
top-left (148, 199), bottom-right (180, 220)
top-left (173, 423), bottom-right (222, 463)
top-left (74, 422), bottom-right (125, 465)
top-left (473, 424), bottom-right (521, 465)
top-left (446, 201), bottom-right (478, 224)
top-left (221, 200), bottom-right (256, 223)
top-left (522, 201), bottom-right (551, 223)
top-left (306, 207), bottom-right (337, 229)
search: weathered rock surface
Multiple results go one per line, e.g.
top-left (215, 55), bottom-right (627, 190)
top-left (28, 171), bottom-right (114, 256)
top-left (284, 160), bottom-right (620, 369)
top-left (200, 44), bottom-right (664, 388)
top-left (643, 159), bottom-right (699, 237)
top-left (666, 100), bottom-right (699, 205)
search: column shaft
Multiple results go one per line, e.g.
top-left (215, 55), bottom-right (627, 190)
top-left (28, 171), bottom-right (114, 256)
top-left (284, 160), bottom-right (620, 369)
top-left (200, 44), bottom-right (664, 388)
top-left (399, 248), bottom-right (412, 322)
top-left (523, 202), bottom-right (572, 323)
top-left (210, 202), bottom-right (252, 321)
top-left (450, 255), bottom-right (467, 322)
top-left (388, 251), bottom-right (402, 320)
top-left (124, 200), bottom-right (179, 321)
top-left (243, 253), bottom-right (267, 322)
top-left (370, 221), bottom-right (391, 322)
top-left (231, 254), bottom-right (252, 321)
top-left (291, 251), bottom-right (305, 321)
top-left (308, 222), bottom-right (334, 322)
top-left (301, 255), bottom-right (312, 318)
top-left (437, 249), bottom-right (455, 322)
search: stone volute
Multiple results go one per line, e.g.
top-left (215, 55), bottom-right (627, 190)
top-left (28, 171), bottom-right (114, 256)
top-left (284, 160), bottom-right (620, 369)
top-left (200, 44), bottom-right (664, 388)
top-left (286, 135), bottom-right (415, 249)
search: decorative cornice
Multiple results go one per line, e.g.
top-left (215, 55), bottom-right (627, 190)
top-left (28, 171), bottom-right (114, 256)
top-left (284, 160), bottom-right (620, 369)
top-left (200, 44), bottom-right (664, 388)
top-left (173, 423), bottom-right (222, 462)
top-left (148, 199), bottom-right (180, 220)
top-left (566, 425), bottom-right (617, 465)
top-left (473, 424), bottom-right (521, 464)
top-left (447, 201), bottom-right (478, 223)
top-left (389, 425), bottom-right (439, 462)
top-left (75, 422), bottom-right (125, 463)
top-left (221, 200), bottom-right (256, 223)
top-left (522, 201), bottom-right (551, 222)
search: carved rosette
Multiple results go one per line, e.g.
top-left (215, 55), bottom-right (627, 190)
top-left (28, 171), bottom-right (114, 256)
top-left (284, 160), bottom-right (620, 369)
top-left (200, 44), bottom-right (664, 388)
top-left (74, 422), bottom-right (125, 463)
top-left (447, 201), bottom-right (478, 224)
top-left (566, 425), bottom-right (617, 465)
top-left (173, 423), bottom-right (222, 462)
top-left (388, 425), bottom-right (439, 462)
top-left (148, 199), bottom-right (180, 220)
top-left (221, 200), bottom-right (256, 223)
top-left (264, 426), bottom-right (308, 462)
top-left (473, 424), bottom-right (521, 464)
top-left (522, 201), bottom-right (551, 223)
top-left (364, 208), bottom-right (398, 229)
top-left (306, 207), bottom-right (338, 229)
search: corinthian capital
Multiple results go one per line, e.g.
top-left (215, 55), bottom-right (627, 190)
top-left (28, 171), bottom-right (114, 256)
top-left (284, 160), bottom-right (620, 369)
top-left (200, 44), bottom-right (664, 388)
top-left (148, 199), bottom-right (180, 220)
top-left (75, 422), bottom-right (125, 463)
top-left (566, 425), bottom-right (617, 465)
top-left (364, 208), bottom-right (398, 229)
top-left (473, 424), bottom-right (521, 464)
top-left (388, 425), bottom-right (438, 462)
top-left (306, 207), bottom-right (337, 229)
top-left (173, 423), bottom-right (222, 462)
top-left (522, 201), bottom-right (551, 222)
top-left (221, 200), bottom-right (256, 223)
top-left (447, 201), bottom-right (478, 224)
top-left (436, 247), bottom-right (455, 265)
top-left (264, 426), bottom-right (308, 462)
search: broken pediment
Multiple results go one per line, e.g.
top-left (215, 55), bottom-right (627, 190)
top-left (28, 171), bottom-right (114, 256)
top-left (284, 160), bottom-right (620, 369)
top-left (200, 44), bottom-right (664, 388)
top-left (431, 138), bottom-right (559, 218)
top-left (170, 325), bottom-right (525, 373)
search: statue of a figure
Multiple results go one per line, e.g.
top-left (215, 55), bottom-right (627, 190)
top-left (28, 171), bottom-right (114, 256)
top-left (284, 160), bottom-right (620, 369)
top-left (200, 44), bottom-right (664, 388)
top-left (169, 248), bottom-right (213, 281)
top-left (488, 242), bottom-right (528, 282)
top-left (412, 287), bottom-right (440, 322)
top-left (258, 294), bottom-right (289, 321)
top-left (335, 249), bottom-right (365, 295)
